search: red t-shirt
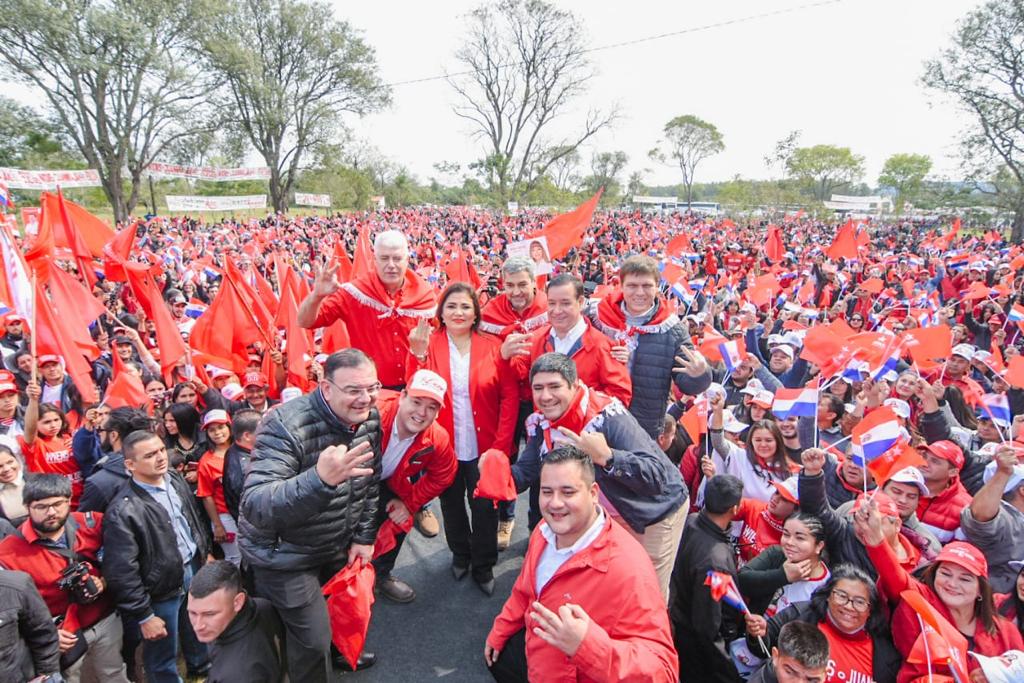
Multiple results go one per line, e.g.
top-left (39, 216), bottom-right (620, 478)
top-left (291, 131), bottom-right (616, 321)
top-left (196, 451), bottom-right (227, 515)
top-left (19, 435), bottom-right (82, 508)
top-left (733, 499), bottom-right (784, 563)
top-left (819, 617), bottom-right (874, 683)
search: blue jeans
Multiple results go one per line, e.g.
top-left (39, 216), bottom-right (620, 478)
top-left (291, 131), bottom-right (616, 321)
top-left (133, 561), bottom-right (209, 682)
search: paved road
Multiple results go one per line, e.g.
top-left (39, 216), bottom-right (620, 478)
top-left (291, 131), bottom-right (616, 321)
top-left (340, 492), bottom-right (532, 682)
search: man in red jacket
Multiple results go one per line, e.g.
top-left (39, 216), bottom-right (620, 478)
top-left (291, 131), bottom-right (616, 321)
top-left (484, 446), bottom-right (678, 683)
top-left (916, 440), bottom-right (973, 543)
top-left (372, 370), bottom-right (457, 604)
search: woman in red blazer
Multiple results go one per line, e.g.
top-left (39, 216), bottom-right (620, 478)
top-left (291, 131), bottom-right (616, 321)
top-left (408, 282), bottom-right (519, 595)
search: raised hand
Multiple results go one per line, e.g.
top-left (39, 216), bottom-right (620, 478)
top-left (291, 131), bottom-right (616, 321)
top-left (673, 346), bottom-right (709, 378)
top-left (556, 427), bottom-right (612, 467)
top-left (315, 441), bottom-right (374, 487)
top-left (409, 318), bottom-right (431, 359)
top-left (500, 332), bottom-right (531, 360)
top-left (801, 447), bottom-right (826, 477)
top-left (313, 259), bottom-right (341, 299)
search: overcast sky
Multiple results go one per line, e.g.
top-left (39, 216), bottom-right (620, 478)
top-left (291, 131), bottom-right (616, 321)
top-left (339, 0), bottom-right (980, 188)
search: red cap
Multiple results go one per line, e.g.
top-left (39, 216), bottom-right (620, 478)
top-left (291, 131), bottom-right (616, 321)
top-left (38, 355), bottom-right (61, 366)
top-left (242, 372), bottom-right (267, 388)
top-left (3, 314), bottom-right (24, 324)
top-left (853, 490), bottom-right (899, 518)
top-left (923, 440), bottom-right (965, 470)
top-left (935, 541), bottom-right (988, 578)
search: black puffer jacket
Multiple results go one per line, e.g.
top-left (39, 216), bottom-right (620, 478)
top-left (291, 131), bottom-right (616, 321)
top-left (102, 472), bottom-right (212, 622)
top-left (591, 301), bottom-right (713, 437)
top-left (238, 389), bottom-right (381, 572)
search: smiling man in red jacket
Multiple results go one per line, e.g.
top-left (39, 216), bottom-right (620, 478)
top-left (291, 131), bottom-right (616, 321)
top-left (372, 370), bottom-right (457, 603)
top-left (484, 446), bottom-right (678, 683)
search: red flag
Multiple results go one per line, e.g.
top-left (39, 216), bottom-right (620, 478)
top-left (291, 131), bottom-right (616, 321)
top-left (530, 189), bottom-right (603, 259)
top-left (859, 277), bottom-right (885, 294)
top-left (473, 449), bottom-right (517, 503)
top-left (746, 274), bottom-right (780, 308)
top-left (800, 326), bottom-right (848, 370)
top-left (34, 291), bottom-right (98, 404)
top-left (48, 266), bottom-right (106, 330)
top-left (442, 246), bottom-right (482, 289)
top-left (101, 224), bottom-right (137, 282)
top-left (1006, 355), bottom-right (1024, 389)
top-left (867, 441), bottom-right (925, 486)
top-left (124, 267), bottom-right (188, 375)
top-left (825, 220), bottom-right (859, 261)
top-left (333, 240), bottom-right (354, 282)
top-left (698, 325), bottom-right (728, 362)
top-left (23, 204), bottom-right (55, 281)
top-left (322, 563), bottom-right (375, 670)
top-left (764, 225), bottom-right (784, 262)
top-left (276, 269), bottom-right (314, 391)
top-left (352, 227), bottom-right (374, 280)
top-left (665, 232), bottom-right (692, 257)
top-left (104, 351), bottom-right (151, 410)
top-left (39, 191), bottom-right (115, 257)
top-left (903, 325), bottom-right (953, 365)
top-left (191, 277), bottom-right (265, 373)
top-left (679, 398), bottom-right (709, 444)
top-left (902, 590), bottom-right (971, 682)
top-left (54, 189), bottom-right (97, 289)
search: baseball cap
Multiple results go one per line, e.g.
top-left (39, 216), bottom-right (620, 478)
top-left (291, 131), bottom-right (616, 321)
top-left (969, 261), bottom-right (987, 272)
top-left (721, 409), bottom-right (749, 434)
top-left (934, 541), bottom-right (988, 578)
top-left (280, 387), bottom-right (303, 403)
top-left (852, 490), bottom-right (899, 518)
top-left (751, 390), bottom-right (775, 409)
top-left (206, 366), bottom-right (232, 379)
top-left (243, 372), bottom-right (267, 388)
top-left (3, 314), bottom-right (24, 323)
top-left (38, 355), bottom-right (61, 366)
top-left (923, 440), bottom-right (965, 470)
top-left (951, 343), bottom-right (976, 360)
top-left (886, 466), bottom-right (929, 495)
top-left (970, 651), bottom-right (1024, 683)
top-left (781, 332), bottom-right (804, 348)
top-left (982, 459), bottom-right (1024, 494)
top-left (770, 345), bottom-right (794, 360)
top-left (170, 294), bottom-right (187, 304)
top-left (1010, 560), bottom-right (1024, 575)
top-left (220, 383), bottom-right (243, 401)
top-left (883, 398), bottom-right (911, 420)
top-left (770, 478), bottom-right (799, 505)
top-left (201, 409), bottom-right (231, 430)
top-left (406, 369), bottom-right (447, 407)
top-left (988, 314), bottom-right (1004, 325)
top-left (740, 379), bottom-right (765, 396)
top-left (705, 383), bottom-right (727, 402)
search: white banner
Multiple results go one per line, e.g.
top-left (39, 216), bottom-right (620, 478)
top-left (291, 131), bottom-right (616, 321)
top-left (294, 192), bottom-right (331, 208)
top-left (0, 167), bottom-right (102, 190)
top-left (144, 163), bottom-right (271, 182)
top-left (165, 195), bottom-right (268, 211)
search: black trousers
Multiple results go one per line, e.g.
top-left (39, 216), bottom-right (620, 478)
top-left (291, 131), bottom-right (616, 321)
top-left (252, 556), bottom-right (346, 683)
top-left (371, 482), bottom-right (406, 578)
top-left (439, 458), bottom-right (498, 582)
top-left (488, 628), bottom-right (528, 683)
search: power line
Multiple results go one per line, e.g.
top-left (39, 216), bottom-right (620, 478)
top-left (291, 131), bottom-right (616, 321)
top-left (381, 0), bottom-right (843, 89)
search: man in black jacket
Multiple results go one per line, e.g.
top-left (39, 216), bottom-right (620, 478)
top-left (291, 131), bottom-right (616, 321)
top-left (0, 567), bottom-right (61, 682)
top-left (238, 348), bottom-right (383, 682)
top-left (670, 473), bottom-right (745, 683)
top-left (103, 430), bottom-right (213, 683)
top-left (78, 407), bottom-right (154, 513)
top-left (222, 409), bottom-right (259, 522)
top-left (187, 560), bottom-right (283, 683)
top-left (748, 621), bottom-right (830, 683)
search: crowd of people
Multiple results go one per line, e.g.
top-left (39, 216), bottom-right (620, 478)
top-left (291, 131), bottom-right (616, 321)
top-left (0, 203), bottom-right (1022, 683)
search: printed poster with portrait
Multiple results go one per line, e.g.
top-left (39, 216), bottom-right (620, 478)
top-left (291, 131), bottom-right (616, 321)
top-left (507, 236), bottom-right (553, 275)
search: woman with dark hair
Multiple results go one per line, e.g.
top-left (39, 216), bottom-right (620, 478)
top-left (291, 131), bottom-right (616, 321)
top-left (407, 282), bottom-right (518, 596)
top-left (0, 444), bottom-right (27, 524)
top-left (997, 560), bottom-right (1024, 641)
top-left (20, 381), bottom-right (80, 507)
top-left (856, 499), bottom-right (1024, 680)
top-left (171, 379), bottom-right (225, 415)
top-left (163, 403), bottom-right (205, 486)
top-left (745, 564), bottom-right (901, 683)
top-left (738, 512), bottom-right (830, 617)
top-left (710, 393), bottom-right (793, 501)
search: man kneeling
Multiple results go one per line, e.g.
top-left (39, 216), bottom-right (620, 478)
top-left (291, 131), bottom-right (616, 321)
top-left (187, 560), bottom-right (284, 683)
top-left (484, 446), bottom-right (678, 682)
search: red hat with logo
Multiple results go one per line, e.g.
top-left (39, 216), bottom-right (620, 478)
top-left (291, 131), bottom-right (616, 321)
top-left (242, 372), bottom-right (267, 388)
top-left (923, 440), bottom-right (965, 470)
top-left (934, 541), bottom-right (988, 578)
top-left (852, 490), bottom-right (899, 518)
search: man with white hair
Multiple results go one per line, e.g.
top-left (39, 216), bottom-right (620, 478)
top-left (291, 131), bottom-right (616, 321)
top-left (297, 229), bottom-right (437, 390)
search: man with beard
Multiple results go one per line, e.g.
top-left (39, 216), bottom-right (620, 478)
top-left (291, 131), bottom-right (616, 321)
top-left (0, 314), bottom-right (26, 358)
top-left (0, 474), bottom-right (130, 682)
top-left (77, 408), bottom-right (155, 513)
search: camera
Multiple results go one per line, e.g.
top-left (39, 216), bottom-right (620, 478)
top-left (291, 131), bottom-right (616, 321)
top-left (57, 562), bottom-right (102, 604)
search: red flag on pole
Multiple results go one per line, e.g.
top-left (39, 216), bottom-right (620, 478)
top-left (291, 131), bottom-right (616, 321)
top-left (825, 220), bottom-right (859, 261)
top-left (54, 189), bottom-right (97, 289)
top-left (39, 191), bottom-right (114, 257)
top-left (34, 291), bottom-right (98, 404)
top-left (530, 188), bottom-right (603, 260)
top-left (764, 225), bottom-right (784, 262)
top-left (104, 351), bottom-right (151, 411)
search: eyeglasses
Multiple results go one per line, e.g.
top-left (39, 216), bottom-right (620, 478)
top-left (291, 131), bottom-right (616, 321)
top-left (830, 589), bottom-right (870, 612)
top-left (29, 500), bottom-right (70, 513)
top-left (324, 378), bottom-right (382, 398)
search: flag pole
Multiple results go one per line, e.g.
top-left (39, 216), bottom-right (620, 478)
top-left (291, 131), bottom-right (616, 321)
top-left (30, 271), bottom-right (37, 385)
top-left (917, 615), bottom-right (934, 683)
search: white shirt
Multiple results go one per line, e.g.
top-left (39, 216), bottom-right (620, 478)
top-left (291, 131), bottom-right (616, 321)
top-left (41, 381), bottom-right (63, 406)
top-left (535, 506), bottom-right (606, 595)
top-left (448, 334), bottom-right (479, 462)
top-left (550, 317), bottom-right (588, 356)
top-left (381, 420), bottom-right (415, 480)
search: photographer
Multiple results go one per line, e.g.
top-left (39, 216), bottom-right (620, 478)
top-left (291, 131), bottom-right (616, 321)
top-left (0, 474), bottom-right (129, 682)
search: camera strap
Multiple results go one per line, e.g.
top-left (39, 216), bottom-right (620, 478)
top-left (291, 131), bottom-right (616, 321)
top-left (16, 511), bottom-right (95, 566)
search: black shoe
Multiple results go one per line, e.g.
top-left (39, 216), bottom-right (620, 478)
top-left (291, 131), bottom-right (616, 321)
top-left (332, 651), bottom-right (376, 671)
top-left (377, 575), bottom-right (416, 603)
top-left (475, 576), bottom-right (495, 596)
top-left (451, 563), bottom-right (469, 581)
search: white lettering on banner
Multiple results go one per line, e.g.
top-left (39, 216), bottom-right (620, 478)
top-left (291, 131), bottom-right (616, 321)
top-left (165, 195), bottom-right (268, 212)
top-left (294, 192), bottom-right (331, 208)
top-left (143, 163), bottom-right (271, 182)
top-left (0, 167), bottom-right (102, 190)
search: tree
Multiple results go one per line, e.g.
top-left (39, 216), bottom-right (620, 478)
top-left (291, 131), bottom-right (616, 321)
top-left (448, 0), bottom-right (617, 206)
top-left (581, 151), bottom-right (628, 201)
top-left (0, 96), bottom-right (82, 169)
top-left (785, 144), bottom-right (864, 201)
top-left (923, 0), bottom-right (1024, 241)
top-left (878, 153), bottom-right (932, 212)
top-left (0, 0), bottom-right (219, 222)
top-left (548, 146), bottom-right (582, 193)
top-left (625, 169), bottom-right (648, 200)
top-left (199, 0), bottom-right (389, 212)
top-left (649, 115), bottom-right (725, 208)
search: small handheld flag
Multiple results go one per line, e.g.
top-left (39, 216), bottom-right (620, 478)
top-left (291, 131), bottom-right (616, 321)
top-left (705, 570), bottom-right (750, 614)
top-left (718, 338), bottom-right (746, 374)
top-left (772, 381), bottom-right (819, 419)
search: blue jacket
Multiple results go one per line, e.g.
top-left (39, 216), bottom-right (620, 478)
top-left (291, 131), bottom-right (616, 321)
top-left (511, 400), bottom-right (686, 533)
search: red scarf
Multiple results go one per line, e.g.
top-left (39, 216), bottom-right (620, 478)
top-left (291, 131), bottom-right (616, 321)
top-left (479, 291), bottom-right (548, 337)
top-left (343, 269), bottom-right (436, 319)
top-left (527, 383), bottom-right (617, 454)
top-left (595, 290), bottom-right (676, 349)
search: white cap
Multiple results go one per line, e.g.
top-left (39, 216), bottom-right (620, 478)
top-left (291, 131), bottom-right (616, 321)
top-left (969, 261), bottom-right (988, 272)
top-left (766, 334), bottom-right (784, 347)
top-left (887, 466), bottom-right (929, 495)
top-left (883, 398), bottom-right (911, 420)
top-left (740, 379), bottom-right (765, 396)
top-left (740, 302), bottom-right (757, 313)
top-left (201, 409), bottom-right (230, 430)
top-left (770, 345), bottom-right (794, 360)
top-left (280, 387), bottom-right (303, 403)
top-left (970, 651), bottom-right (1024, 683)
top-left (751, 390), bottom-right (775, 408)
top-left (721, 409), bottom-right (749, 434)
top-left (220, 383), bottom-right (243, 401)
top-left (952, 343), bottom-right (976, 360)
top-left (882, 370), bottom-right (899, 383)
top-left (705, 383), bottom-right (727, 402)
top-left (983, 460), bottom-right (1024, 494)
top-left (206, 366), bottom-right (232, 379)
top-left (406, 369), bottom-right (448, 407)
top-left (781, 332), bottom-right (804, 348)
